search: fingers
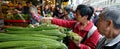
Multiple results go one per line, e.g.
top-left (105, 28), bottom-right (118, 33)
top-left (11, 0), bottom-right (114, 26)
top-left (68, 32), bottom-right (83, 46)
top-left (40, 17), bottom-right (53, 23)
top-left (41, 18), bottom-right (47, 23)
top-left (43, 17), bottom-right (53, 20)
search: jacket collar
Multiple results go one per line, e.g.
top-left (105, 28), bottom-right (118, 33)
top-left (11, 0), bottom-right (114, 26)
top-left (74, 21), bottom-right (93, 32)
top-left (82, 21), bottom-right (93, 31)
top-left (106, 34), bottom-right (120, 46)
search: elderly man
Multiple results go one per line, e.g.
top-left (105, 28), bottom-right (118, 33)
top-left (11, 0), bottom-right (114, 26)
top-left (96, 7), bottom-right (120, 49)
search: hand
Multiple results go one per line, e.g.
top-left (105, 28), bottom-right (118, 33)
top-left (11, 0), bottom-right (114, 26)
top-left (69, 32), bottom-right (83, 47)
top-left (73, 39), bottom-right (81, 47)
top-left (43, 17), bottom-right (53, 20)
top-left (17, 11), bottom-right (22, 13)
top-left (72, 35), bottom-right (83, 47)
top-left (41, 17), bottom-right (53, 23)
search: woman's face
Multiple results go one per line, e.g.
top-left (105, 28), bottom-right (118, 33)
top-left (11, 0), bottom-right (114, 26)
top-left (76, 10), bottom-right (85, 22)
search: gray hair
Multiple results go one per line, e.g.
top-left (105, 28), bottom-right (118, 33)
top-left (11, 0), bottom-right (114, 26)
top-left (102, 7), bottom-right (120, 29)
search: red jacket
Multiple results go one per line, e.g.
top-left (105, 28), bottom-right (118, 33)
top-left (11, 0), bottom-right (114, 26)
top-left (51, 18), bottom-right (100, 49)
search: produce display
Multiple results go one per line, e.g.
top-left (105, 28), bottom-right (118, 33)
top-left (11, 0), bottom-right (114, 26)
top-left (5, 14), bottom-right (29, 20)
top-left (68, 31), bottom-right (83, 43)
top-left (6, 24), bottom-right (58, 31)
top-left (0, 24), bottom-right (68, 49)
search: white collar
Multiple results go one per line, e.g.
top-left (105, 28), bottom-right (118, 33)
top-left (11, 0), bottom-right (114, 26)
top-left (106, 34), bottom-right (120, 46)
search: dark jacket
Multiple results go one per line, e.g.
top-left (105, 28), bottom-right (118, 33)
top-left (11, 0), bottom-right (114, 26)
top-left (96, 35), bottom-right (120, 49)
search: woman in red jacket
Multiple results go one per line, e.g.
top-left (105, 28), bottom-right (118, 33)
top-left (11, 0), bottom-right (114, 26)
top-left (42, 4), bottom-right (100, 49)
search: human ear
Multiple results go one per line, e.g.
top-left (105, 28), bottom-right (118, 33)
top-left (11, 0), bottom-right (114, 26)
top-left (108, 20), bottom-right (113, 27)
top-left (106, 20), bottom-right (113, 29)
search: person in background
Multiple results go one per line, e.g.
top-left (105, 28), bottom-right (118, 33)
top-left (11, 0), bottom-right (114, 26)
top-left (26, 1), bottom-right (40, 27)
top-left (57, 8), bottom-right (64, 19)
top-left (41, 4), bottom-right (100, 49)
top-left (72, 10), bottom-right (77, 20)
top-left (43, 5), bottom-right (51, 17)
top-left (49, 4), bottom-right (55, 13)
top-left (15, 3), bottom-right (23, 14)
top-left (23, 2), bottom-right (30, 14)
top-left (96, 7), bottom-right (120, 49)
top-left (92, 11), bottom-right (100, 26)
top-left (91, 9), bottom-right (101, 26)
top-left (37, 7), bottom-right (43, 20)
top-left (62, 7), bottom-right (74, 20)
top-left (52, 5), bottom-right (63, 18)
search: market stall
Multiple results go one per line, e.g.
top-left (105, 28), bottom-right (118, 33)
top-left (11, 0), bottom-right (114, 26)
top-left (1, 0), bottom-right (30, 27)
top-left (0, 23), bottom-right (68, 49)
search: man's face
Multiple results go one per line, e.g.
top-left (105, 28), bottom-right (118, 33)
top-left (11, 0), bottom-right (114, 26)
top-left (97, 13), bottom-right (110, 37)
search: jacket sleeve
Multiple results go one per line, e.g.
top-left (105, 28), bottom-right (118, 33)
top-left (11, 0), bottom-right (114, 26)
top-left (79, 44), bottom-right (90, 49)
top-left (79, 30), bottom-right (100, 49)
top-left (51, 18), bottom-right (76, 29)
top-left (32, 13), bottom-right (40, 21)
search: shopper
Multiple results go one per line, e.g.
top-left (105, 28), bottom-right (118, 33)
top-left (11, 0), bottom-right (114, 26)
top-left (96, 7), bottom-right (120, 49)
top-left (43, 5), bottom-right (51, 17)
top-left (25, 1), bottom-right (40, 27)
top-left (61, 7), bottom-right (74, 20)
top-left (23, 1), bottom-right (32, 14)
top-left (52, 5), bottom-right (63, 18)
top-left (42, 4), bottom-right (100, 49)
top-left (14, 3), bottom-right (23, 14)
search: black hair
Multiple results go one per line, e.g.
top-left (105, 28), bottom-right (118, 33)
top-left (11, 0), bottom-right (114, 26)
top-left (64, 7), bottom-right (71, 14)
top-left (18, 3), bottom-right (22, 5)
top-left (55, 5), bottom-right (61, 9)
top-left (54, 5), bottom-right (61, 13)
top-left (26, 1), bottom-right (31, 4)
top-left (26, 1), bottom-right (37, 6)
top-left (32, 0), bottom-right (39, 7)
top-left (76, 4), bottom-right (94, 20)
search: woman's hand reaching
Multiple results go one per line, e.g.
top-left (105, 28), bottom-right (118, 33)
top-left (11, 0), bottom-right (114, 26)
top-left (41, 17), bottom-right (53, 23)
